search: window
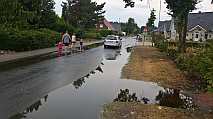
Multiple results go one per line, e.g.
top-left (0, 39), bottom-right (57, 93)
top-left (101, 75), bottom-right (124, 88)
top-left (209, 35), bottom-right (212, 38)
top-left (196, 34), bottom-right (199, 38)
top-left (100, 24), bottom-right (103, 28)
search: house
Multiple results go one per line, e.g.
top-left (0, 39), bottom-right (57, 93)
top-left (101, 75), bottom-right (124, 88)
top-left (157, 20), bottom-right (172, 39)
top-left (97, 18), bottom-right (115, 31)
top-left (97, 18), bottom-right (123, 34)
top-left (158, 12), bottom-right (213, 42)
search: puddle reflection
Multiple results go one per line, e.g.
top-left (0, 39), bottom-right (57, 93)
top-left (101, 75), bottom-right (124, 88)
top-left (104, 49), bottom-right (121, 60)
top-left (9, 95), bottom-right (48, 119)
top-left (73, 66), bottom-right (104, 89)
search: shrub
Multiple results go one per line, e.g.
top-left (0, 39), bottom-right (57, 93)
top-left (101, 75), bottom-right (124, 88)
top-left (175, 48), bottom-right (213, 91)
top-left (0, 27), bottom-right (61, 51)
top-left (84, 32), bottom-right (102, 39)
top-left (167, 48), bottom-right (178, 60)
top-left (99, 29), bottom-right (112, 37)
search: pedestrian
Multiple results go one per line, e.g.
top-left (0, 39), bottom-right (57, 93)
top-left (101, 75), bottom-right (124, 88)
top-left (80, 38), bottom-right (84, 52)
top-left (72, 33), bottom-right (76, 46)
top-left (62, 31), bottom-right (71, 55)
top-left (57, 41), bottom-right (63, 57)
top-left (71, 33), bottom-right (76, 52)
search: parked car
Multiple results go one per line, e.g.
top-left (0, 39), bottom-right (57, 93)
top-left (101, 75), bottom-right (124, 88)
top-left (104, 35), bottom-right (122, 48)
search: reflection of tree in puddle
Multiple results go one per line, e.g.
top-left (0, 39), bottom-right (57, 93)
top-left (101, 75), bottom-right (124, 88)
top-left (9, 95), bottom-right (48, 119)
top-left (72, 66), bottom-right (104, 89)
top-left (73, 77), bottom-right (86, 89)
top-left (114, 88), bottom-right (196, 110)
top-left (156, 88), bottom-right (197, 110)
top-left (104, 50), bottom-right (121, 60)
top-left (96, 66), bottom-right (103, 73)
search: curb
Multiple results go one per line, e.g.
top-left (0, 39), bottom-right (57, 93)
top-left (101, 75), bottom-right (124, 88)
top-left (0, 41), bottom-right (103, 71)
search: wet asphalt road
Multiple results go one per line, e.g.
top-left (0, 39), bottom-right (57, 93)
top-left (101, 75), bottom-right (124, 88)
top-left (0, 37), bottom-right (165, 119)
top-left (0, 44), bottom-right (103, 118)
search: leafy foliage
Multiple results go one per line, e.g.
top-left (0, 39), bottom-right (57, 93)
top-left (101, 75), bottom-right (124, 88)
top-left (156, 36), bottom-right (213, 91)
top-left (61, 0), bottom-right (105, 29)
top-left (121, 18), bottom-right (140, 35)
top-left (0, 26), bottom-right (60, 51)
top-left (146, 9), bottom-right (156, 32)
top-left (165, 0), bottom-right (198, 53)
top-left (99, 30), bottom-right (113, 37)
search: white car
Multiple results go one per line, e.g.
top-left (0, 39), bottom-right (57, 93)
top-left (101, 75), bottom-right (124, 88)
top-left (104, 35), bottom-right (122, 48)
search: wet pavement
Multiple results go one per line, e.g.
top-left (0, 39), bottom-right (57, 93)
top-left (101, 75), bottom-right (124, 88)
top-left (0, 37), bottom-right (198, 119)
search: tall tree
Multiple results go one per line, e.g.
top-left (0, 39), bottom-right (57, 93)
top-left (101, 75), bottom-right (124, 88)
top-left (18, 0), bottom-right (57, 28)
top-left (146, 9), bottom-right (156, 32)
top-left (121, 18), bottom-right (140, 35)
top-left (165, 0), bottom-right (198, 53)
top-left (0, 0), bottom-right (31, 27)
top-left (62, 0), bottom-right (105, 29)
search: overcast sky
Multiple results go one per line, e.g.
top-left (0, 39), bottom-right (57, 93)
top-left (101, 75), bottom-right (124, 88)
top-left (54, 0), bottom-right (213, 26)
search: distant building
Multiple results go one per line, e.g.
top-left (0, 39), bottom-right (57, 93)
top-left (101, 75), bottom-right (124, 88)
top-left (97, 18), bottom-right (122, 34)
top-left (97, 18), bottom-right (115, 31)
top-left (157, 12), bottom-right (213, 42)
top-left (157, 20), bottom-right (172, 39)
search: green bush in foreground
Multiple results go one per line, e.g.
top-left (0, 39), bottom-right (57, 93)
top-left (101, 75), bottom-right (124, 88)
top-left (0, 27), bottom-right (61, 51)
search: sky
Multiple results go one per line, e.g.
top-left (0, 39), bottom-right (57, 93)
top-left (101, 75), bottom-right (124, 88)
top-left (54, 0), bottom-right (213, 26)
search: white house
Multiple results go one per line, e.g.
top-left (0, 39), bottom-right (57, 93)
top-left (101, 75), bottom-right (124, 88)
top-left (158, 12), bottom-right (213, 42)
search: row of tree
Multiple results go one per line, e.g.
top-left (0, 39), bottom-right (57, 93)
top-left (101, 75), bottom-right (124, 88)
top-left (0, 0), bottom-right (105, 31)
top-left (62, 0), bottom-right (105, 29)
top-left (0, 0), bottom-right (57, 29)
top-left (0, 0), bottom-right (106, 51)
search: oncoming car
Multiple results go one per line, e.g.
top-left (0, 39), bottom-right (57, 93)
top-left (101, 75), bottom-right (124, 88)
top-left (104, 35), bottom-right (122, 48)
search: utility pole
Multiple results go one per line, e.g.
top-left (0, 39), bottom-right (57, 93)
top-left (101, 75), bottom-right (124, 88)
top-left (159, 0), bottom-right (162, 23)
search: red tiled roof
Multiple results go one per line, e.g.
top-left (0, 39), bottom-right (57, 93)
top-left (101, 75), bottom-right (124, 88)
top-left (103, 18), bottom-right (115, 30)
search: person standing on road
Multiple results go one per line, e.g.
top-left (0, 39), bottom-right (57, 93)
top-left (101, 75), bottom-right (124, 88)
top-left (62, 31), bottom-right (71, 55)
top-left (71, 33), bottom-right (76, 52)
top-left (80, 38), bottom-right (83, 52)
top-left (72, 33), bottom-right (76, 45)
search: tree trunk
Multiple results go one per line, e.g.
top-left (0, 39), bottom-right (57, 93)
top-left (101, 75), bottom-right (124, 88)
top-left (178, 13), bottom-right (188, 53)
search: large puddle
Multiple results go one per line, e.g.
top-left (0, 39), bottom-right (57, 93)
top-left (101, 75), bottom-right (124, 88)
top-left (0, 38), bottom-right (197, 119)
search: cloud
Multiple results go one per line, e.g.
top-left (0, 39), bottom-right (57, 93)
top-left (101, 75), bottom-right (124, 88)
top-left (54, 0), bottom-right (213, 26)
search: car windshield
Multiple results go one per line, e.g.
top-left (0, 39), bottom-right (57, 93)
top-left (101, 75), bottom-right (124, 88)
top-left (106, 36), bottom-right (117, 40)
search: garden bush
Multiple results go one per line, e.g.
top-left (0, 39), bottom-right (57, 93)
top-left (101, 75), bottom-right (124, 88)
top-left (175, 48), bottom-right (213, 91)
top-left (167, 48), bottom-right (178, 60)
top-left (154, 35), bottom-right (213, 91)
top-left (0, 27), bottom-right (61, 51)
top-left (84, 31), bottom-right (102, 40)
top-left (99, 29), bottom-right (113, 37)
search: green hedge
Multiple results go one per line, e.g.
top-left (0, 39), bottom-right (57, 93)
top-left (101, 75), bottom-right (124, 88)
top-left (99, 29), bottom-right (113, 37)
top-left (84, 32), bottom-right (102, 39)
top-left (0, 27), bottom-right (61, 51)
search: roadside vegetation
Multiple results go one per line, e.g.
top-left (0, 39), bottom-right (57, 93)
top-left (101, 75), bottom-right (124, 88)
top-left (154, 34), bottom-right (213, 92)
top-left (0, 0), bottom-right (111, 52)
